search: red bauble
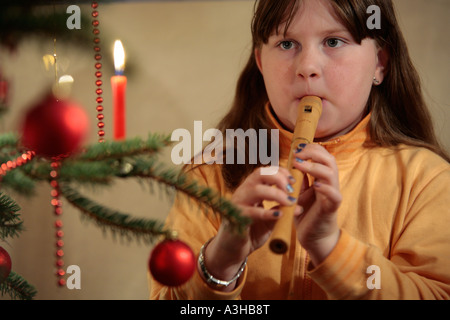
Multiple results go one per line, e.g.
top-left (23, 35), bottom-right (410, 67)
top-left (21, 93), bottom-right (89, 158)
top-left (149, 239), bottom-right (196, 287)
top-left (0, 246), bottom-right (12, 283)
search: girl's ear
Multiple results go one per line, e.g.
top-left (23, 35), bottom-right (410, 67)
top-left (374, 46), bottom-right (389, 84)
top-left (255, 48), bottom-right (263, 73)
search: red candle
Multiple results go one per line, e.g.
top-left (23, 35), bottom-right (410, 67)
top-left (111, 40), bottom-right (126, 140)
top-left (0, 70), bottom-right (9, 106)
top-left (0, 80), bottom-right (8, 106)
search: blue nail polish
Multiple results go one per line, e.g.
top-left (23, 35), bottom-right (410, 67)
top-left (273, 211), bottom-right (280, 217)
top-left (298, 143), bottom-right (307, 149)
top-left (295, 157), bottom-right (304, 163)
top-left (286, 184), bottom-right (294, 193)
top-left (295, 148), bottom-right (303, 154)
top-left (288, 196), bottom-right (296, 202)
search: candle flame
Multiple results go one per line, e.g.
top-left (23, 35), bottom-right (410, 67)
top-left (114, 40), bottom-right (125, 74)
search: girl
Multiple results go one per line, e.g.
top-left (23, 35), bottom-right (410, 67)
top-left (150, 0), bottom-right (450, 299)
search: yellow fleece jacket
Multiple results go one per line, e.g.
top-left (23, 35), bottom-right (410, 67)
top-left (149, 110), bottom-right (450, 300)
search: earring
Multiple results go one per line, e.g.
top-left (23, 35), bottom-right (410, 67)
top-left (373, 77), bottom-right (380, 85)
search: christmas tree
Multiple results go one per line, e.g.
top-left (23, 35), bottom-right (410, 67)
top-left (0, 1), bottom-right (249, 299)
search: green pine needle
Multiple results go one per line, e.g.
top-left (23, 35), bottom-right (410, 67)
top-left (18, 134), bottom-right (173, 185)
top-left (0, 132), bottom-right (19, 150)
top-left (0, 169), bottom-right (36, 196)
top-left (76, 134), bottom-right (172, 161)
top-left (124, 158), bottom-right (251, 233)
top-left (60, 184), bottom-right (171, 243)
top-left (0, 192), bottom-right (24, 240)
top-left (0, 271), bottom-right (37, 300)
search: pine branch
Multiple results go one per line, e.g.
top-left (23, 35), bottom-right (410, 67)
top-left (0, 271), bottom-right (37, 300)
top-left (0, 132), bottom-right (19, 150)
top-left (18, 134), bottom-right (173, 184)
top-left (59, 184), bottom-right (171, 244)
top-left (1, 132), bottom-right (248, 245)
top-left (60, 161), bottom-right (117, 184)
top-left (18, 159), bottom-right (115, 186)
top-left (58, 157), bottom-right (250, 243)
top-left (0, 192), bottom-right (24, 240)
top-left (75, 134), bottom-right (172, 161)
top-left (0, 169), bottom-right (36, 196)
top-left (124, 158), bottom-right (251, 233)
top-left (0, 135), bottom-right (37, 195)
top-left (2, 134), bottom-right (171, 181)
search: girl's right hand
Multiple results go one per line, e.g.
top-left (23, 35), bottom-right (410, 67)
top-left (200, 166), bottom-right (301, 291)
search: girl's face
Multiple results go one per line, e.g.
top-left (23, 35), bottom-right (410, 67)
top-left (255, 0), bottom-right (386, 141)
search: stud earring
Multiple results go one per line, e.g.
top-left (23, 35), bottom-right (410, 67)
top-left (373, 77), bottom-right (380, 85)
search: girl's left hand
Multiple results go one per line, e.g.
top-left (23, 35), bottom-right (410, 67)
top-left (293, 143), bottom-right (342, 266)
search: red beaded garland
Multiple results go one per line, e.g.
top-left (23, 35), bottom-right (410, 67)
top-left (50, 160), bottom-right (66, 287)
top-left (92, 1), bottom-right (105, 142)
top-left (0, 151), bottom-right (35, 179)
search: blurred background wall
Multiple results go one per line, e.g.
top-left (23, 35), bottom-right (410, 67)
top-left (0, 0), bottom-right (448, 299)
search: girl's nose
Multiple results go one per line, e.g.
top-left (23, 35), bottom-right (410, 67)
top-left (295, 47), bottom-right (321, 80)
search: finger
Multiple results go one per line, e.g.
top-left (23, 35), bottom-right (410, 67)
top-left (293, 205), bottom-right (304, 217)
top-left (293, 145), bottom-right (338, 186)
top-left (252, 184), bottom-right (298, 207)
top-left (233, 183), bottom-right (296, 207)
top-left (253, 166), bottom-right (295, 190)
top-left (294, 144), bottom-right (337, 170)
top-left (313, 181), bottom-right (342, 212)
top-left (234, 167), bottom-right (298, 206)
top-left (242, 205), bottom-right (283, 221)
top-left (294, 161), bottom-right (336, 185)
top-left (297, 185), bottom-right (315, 209)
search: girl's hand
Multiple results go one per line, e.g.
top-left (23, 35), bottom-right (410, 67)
top-left (293, 144), bottom-right (342, 266)
top-left (201, 166), bottom-right (301, 290)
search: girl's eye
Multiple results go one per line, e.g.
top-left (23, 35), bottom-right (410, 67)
top-left (279, 40), bottom-right (295, 50)
top-left (326, 38), bottom-right (344, 48)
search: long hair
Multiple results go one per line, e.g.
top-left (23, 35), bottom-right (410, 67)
top-left (216, 0), bottom-right (449, 190)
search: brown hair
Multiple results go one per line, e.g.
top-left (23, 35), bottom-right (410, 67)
top-left (215, 0), bottom-right (449, 190)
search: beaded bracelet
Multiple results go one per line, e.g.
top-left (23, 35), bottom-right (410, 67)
top-left (198, 238), bottom-right (247, 288)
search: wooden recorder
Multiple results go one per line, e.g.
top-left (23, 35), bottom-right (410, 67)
top-left (269, 96), bottom-right (322, 254)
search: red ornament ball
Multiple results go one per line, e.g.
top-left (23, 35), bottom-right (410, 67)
top-left (21, 93), bottom-right (89, 158)
top-left (0, 246), bottom-right (12, 284)
top-left (149, 239), bottom-right (196, 287)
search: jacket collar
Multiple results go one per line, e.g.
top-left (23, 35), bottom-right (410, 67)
top-left (265, 103), bottom-right (372, 164)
